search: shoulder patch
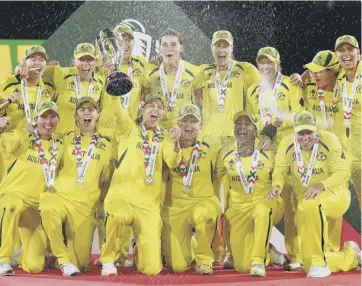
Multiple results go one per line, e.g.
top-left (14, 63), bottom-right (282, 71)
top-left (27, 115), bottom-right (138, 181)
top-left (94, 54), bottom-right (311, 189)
top-left (64, 74), bottom-right (74, 80)
top-left (201, 141), bottom-right (210, 148)
top-left (149, 67), bottom-right (159, 77)
top-left (280, 82), bottom-right (289, 91)
top-left (235, 64), bottom-right (244, 71)
top-left (259, 150), bottom-right (269, 160)
top-left (185, 69), bottom-right (195, 78)
top-left (223, 149), bottom-right (234, 161)
top-left (44, 81), bottom-right (55, 89)
top-left (319, 141), bottom-right (330, 152)
top-left (285, 143), bottom-right (294, 155)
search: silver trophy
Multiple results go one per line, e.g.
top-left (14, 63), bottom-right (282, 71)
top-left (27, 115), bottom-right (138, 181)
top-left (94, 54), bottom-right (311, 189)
top-left (96, 28), bottom-right (133, 96)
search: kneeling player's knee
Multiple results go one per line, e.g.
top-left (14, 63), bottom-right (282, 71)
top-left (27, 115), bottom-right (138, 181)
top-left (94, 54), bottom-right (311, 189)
top-left (253, 204), bottom-right (272, 218)
top-left (24, 259), bottom-right (44, 274)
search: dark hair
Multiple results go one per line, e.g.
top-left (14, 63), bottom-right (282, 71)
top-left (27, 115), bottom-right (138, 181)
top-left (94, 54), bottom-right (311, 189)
top-left (159, 28), bottom-right (183, 45)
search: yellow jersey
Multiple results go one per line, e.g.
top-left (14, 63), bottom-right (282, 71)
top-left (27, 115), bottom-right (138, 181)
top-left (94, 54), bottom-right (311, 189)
top-left (142, 61), bottom-right (200, 130)
top-left (273, 130), bottom-right (349, 199)
top-left (43, 66), bottom-right (105, 134)
top-left (105, 96), bottom-right (182, 211)
top-left (0, 129), bottom-right (63, 209)
top-left (0, 75), bottom-right (54, 131)
top-left (194, 61), bottom-right (260, 136)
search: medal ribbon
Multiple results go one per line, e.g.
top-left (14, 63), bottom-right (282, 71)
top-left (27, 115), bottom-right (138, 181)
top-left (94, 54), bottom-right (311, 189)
top-left (234, 149), bottom-right (259, 194)
top-left (215, 60), bottom-right (235, 112)
top-left (122, 60), bottom-right (133, 110)
top-left (179, 141), bottom-right (200, 187)
top-left (21, 78), bottom-right (42, 124)
top-left (159, 60), bottom-right (184, 111)
top-left (342, 73), bottom-right (361, 127)
top-left (74, 75), bottom-right (94, 99)
top-left (259, 72), bottom-right (283, 125)
top-left (33, 130), bottom-right (57, 187)
top-left (140, 122), bottom-right (161, 181)
top-left (317, 89), bottom-right (329, 128)
top-left (294, 137), bottom-right (319, 187)
top-left (74, 133), bottom-right (99, 182)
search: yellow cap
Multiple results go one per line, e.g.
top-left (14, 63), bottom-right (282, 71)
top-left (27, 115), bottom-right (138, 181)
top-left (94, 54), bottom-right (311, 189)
top-left (34, 101), bottom-right (59, 117)
top-left (113, 24), bottom-right (134, 38)
top-left (233, 111), bottom-right (258, 125)
top-left (256, 47), bottom-right (280, 63)
top-left (142, 93), bottom-right (166, 107)
top-left (24, 45), bottom-right (48, 61)
top-left (76, 96), bottom-right (99, 111)
top-left (335, 35), bottom-right (359, 50)
top-left (212, 30), bottom-right (233, 45)
top-left (178, 104), bottom-right (201, 121)
top-left (74, 43), bottom-right (97, 59)
top-left (294, 110), bottom-right (317, 133)
top-left (303, 50), bottom-right (339, 73)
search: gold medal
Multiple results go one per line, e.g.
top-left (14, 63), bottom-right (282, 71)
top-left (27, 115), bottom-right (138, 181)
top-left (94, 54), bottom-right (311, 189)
top-left (77, 177), bottom-right (85, 185)
top-left (145, 176), bottom-right (154, 185)
top-left (183, 185), bottom-right (191, 194)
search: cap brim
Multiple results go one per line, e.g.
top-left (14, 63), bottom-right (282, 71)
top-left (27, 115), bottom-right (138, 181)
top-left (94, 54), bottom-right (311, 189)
top-left (335, 40), bottom-right (359, 50)
top-left (77, 98), bottom-right (99, 110)
top-left (256, 54), bottom-right (278, 62)
top-left (212, 38), bottom-right (233, 46)
top-left (144, 96), bottom-right (166, 107)
top-left (36, 108), bottom-right (59, 117)
top-left (294, 125), bottom-right (317, 133)
top-left (26, 51), bottom-right (49, 61)
top-left (303, 62), bottom-right (325, 73)
top-left (74, 52), bottom-right (97, 59)
top-left (180, 113), bottom-right (201, 122)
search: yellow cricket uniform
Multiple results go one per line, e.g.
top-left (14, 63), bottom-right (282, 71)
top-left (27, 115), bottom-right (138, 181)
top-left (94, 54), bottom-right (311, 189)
top-left (43, 66), bottom-right (105, 134)
top-left (303, 80), bottom-right (347, 151)
top-left (162, 134), bottom-right (222, 271)
top-left (39, 131), bottom-right (115, 272)
top-left (100, 97), bottom-right (182, 275)
top-left (273, 130), bottom-right (355, 273)
top-left (337, 61), bottom-right (361, 208)
top-left (194, 61), bottom-right (260, 136)
top-left (0, 129), bottom-right (63, 273)
top-left (214, 142), bottom-right (284, 272)
top-left (142, 61), bottom-right (199, 130)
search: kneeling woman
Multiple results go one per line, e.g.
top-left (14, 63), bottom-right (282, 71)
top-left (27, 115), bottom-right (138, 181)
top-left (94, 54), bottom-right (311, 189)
top-left (39, 97), bottom-right (116, 276)
top-left (215, 112), bottom-right (284, 277)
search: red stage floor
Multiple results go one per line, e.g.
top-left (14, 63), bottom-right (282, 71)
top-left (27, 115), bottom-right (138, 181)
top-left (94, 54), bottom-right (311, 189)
top-left (0, 265), bottom-right (360, 286)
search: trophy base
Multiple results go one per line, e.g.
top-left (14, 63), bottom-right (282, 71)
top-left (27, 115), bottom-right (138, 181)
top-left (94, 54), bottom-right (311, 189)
top-left (106, 71), bottom-right (133, 96)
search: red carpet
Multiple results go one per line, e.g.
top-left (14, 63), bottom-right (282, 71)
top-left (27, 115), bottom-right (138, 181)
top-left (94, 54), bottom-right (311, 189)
top-left (0, 265), bottom-right (360, 286)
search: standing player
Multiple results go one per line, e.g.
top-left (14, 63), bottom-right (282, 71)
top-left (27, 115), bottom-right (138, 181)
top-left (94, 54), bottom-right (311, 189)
top-left (335, 35), bottom-right (361, 209)
top-left (269, 110), bottom-right (361, 277)
top-left (39, 97), bottom-right (115, 276)
top-left (142, 29), bottom-right (199, 131)
top-left (162, 104), bottom-right (222, 275)
top-left (0, 101), bottom-right (63, 275)
top-left (100, 93), bottom-right (182, 276)
top-left (214, 111), bottom-right (284, 276)
top-left (246, 47), bottom-right (304, 270)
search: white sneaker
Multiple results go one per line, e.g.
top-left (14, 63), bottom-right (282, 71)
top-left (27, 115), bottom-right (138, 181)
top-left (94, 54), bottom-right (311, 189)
top-left (11, 247), bottom-right (23, 267)
top-left (250, 264), bottom-right (266, 277)
top-left (0, 262), bottom-right (14, 276)
top-left (223, 254), bottom-right (234, 269)
top-left (123, 258), bottom-right (134, 268)
top-left (61, 262), bottom-right (80, 276)
top-left (101, 262), bottom-right (118, 276)
top-left (196, 264), bottom-right (213, 275)
top-left (270, 244), bottom-right (286, 266)
top-left (94, 258), bottom-right (102, 267)
top-left (307, 265), bottom-right (331, 278)
top-left (344, 241), bottom-right (361, 268)
top-left (285, 261), bottom-right (302, 271)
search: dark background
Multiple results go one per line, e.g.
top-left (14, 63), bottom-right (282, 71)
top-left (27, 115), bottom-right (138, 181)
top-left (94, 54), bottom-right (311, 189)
top-left (0, 1), bottom-right (360, 74)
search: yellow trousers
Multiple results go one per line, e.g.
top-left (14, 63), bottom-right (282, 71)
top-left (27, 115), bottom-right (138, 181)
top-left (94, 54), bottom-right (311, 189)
top-left (101, 194), bottom-right (162, 275)
top-left (39, 192), bottom-right (97, 272)
top-left (0, 193), bottom-right (47, 273)
top-left (227, 197), bottom-right (284, 273)
top-left (347, 134), bottom-right (361, 209)
top-left (162, 196), bottom-right (221, 271)
top-left (295, 188), bottom-right (356, 272)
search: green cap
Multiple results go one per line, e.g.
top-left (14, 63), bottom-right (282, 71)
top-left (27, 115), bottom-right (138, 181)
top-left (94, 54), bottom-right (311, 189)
top-left (212, 30), bottom-right (233, 45)
top-left (113, 24), bottom-right (134, 38)
top-left (256, 47), bottom-right (280, 63)
top-left (179, 104), bottom-right (201, 122)
top-left (74, 43), bottom-right (97, 59)
top-left (24, 45), bottom-right (48, 61)
top-left (34, 101), bottom-right (59, 117)
top-left (294, 110), bottom-right (317, 133)
top-left (233, 111), bottom-right (258, 126)
top-left (76, 97), bottom-right (99, 111)
top-left (335, 35), bottom-right (359, 50)
top-left (142, 93), bottom-right (166, 107)
top-left (304, 50), bottom-right (339, 72)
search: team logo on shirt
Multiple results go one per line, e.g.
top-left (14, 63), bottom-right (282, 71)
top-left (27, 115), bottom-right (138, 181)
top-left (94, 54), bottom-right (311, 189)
top-left (42, 89), bottom-right (51, 98)
top-left (276, 92), bottom-right (286, 100)
top-left (95, 141), bottom-right (106, 150)
top-left (228, 159), bottom-right (235, 170)
top-left (69, 81), bottom-right (76, 91)
top-left (356, 85), bottom-right (362, 93)
top-left (316, 151), bottom-right (327, 161)
top-left (181, 79), bottom-right (191, 87)
top-left (204, 71), bottom-right (213, 81)
top-left (310, 89), bottom-right (317, 98)
top-left (197, 149), bottom-right (207, 159)
top-left (93, 86), bottom-right (100, 93)
top-left (230, 71), bottom-right (240, 78)
top-left (257, 160), bottom-right (264, 169)
top-left (133, 68), bottom-right (142, 76)
top-left (153, 77), bottom-right (161, 85)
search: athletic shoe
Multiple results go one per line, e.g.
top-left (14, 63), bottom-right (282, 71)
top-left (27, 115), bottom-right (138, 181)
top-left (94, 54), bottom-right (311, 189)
top-left (11, 247), bottom-right (22, 267)
top-left (94, 258), bottom-right (102, 267)
top-left (223, 253), bottom-right (234, 269)
top-left (101, 262), bottom-right (117, 276)
top-left (307, 265), bottom-right (331, 278)
top-left (196, 264), bottom-right (213, 275)
top-left (270, 244), bottom-right (286, 266)
top-left (284, 261), bottom-right (302, 271)
top-left (61, 262), bottom-right (80, 276)
top-left (344, 241), bottom-right (361, 268)
top-left (250, 264), bottom-right (266, 277)
top-left (0, 262), bottom-right (14, 276)
top-left (123, 258), bottom-right (134, 268)
top-left (213, 252), bottom-right (224, 266)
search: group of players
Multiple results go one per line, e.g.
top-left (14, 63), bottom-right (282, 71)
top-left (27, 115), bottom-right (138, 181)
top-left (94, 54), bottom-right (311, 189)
top-left (0, 23), bottom-right (360, 279)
